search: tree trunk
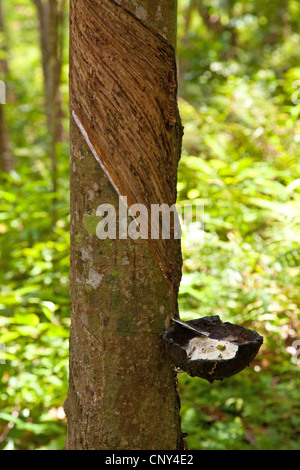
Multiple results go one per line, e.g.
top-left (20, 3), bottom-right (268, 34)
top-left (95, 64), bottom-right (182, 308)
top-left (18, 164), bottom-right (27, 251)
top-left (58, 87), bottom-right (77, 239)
top-left (65, 0), bottom-right (184, 450)
top-left (0, 0), bottom-right (13, 173)
top-left (33, 0), bottom-right (65, 209)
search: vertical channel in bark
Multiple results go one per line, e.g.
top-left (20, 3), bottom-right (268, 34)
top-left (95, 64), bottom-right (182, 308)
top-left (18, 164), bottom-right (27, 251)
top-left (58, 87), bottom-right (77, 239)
top-left (65, 0), bottom-right (184, 450)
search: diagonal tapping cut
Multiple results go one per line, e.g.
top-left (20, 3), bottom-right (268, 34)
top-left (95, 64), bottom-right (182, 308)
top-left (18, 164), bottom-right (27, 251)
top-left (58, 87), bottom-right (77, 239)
top-left (70, 0), bottom-right (182, 295)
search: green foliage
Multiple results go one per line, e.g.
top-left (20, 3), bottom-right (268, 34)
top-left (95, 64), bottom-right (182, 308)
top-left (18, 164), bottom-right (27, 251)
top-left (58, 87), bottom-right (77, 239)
top-left (0, 0), bottom-right (300, 451)
top-left (0, 0), bottom-right (70, 450)
top-left (177, 0), bottom-right (300, 450)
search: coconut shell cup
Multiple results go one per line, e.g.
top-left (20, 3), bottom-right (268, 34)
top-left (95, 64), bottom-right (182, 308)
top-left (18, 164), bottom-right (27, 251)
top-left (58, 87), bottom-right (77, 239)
top-left (162, 315), bottom-right (263, 383)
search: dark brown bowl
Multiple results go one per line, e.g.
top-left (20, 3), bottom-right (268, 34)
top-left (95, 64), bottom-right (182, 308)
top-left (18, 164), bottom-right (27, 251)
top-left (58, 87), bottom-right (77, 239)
top-left (162, 315), bottom-right (263, 383)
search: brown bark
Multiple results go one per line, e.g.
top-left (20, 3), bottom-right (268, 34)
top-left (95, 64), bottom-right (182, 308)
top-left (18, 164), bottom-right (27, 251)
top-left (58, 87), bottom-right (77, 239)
top-left (0, 0), bottom-right (13, 173)
top-left (33, 0), bottom-right (66, 196)
top-left (65, 0), bottom-right (183, 450)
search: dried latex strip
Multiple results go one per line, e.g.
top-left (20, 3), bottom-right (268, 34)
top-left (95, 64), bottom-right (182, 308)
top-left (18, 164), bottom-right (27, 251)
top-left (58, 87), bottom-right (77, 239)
top-left (185, 337), bottom-right (239, 361)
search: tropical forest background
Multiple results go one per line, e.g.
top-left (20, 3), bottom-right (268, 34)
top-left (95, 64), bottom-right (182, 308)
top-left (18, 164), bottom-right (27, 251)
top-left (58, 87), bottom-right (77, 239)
top-left (1, 0), bottom-right (300, 450)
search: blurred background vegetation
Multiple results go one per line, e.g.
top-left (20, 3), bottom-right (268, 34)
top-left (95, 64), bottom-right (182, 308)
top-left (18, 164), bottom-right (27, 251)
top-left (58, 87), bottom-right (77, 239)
top-left (0, 0), bottom-right (300, 450)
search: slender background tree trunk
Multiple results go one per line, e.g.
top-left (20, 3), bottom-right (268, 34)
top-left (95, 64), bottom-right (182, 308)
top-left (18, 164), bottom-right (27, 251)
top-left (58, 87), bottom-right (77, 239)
top-left (33, 0), bottom-right (66, 220)
top-left (65, 0), bottom-right (184, 450)
top-left (0, 0), bottom-right (13, 173)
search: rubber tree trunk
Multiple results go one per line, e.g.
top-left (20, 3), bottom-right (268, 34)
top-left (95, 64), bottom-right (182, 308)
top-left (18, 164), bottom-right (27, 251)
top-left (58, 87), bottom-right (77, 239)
top-left (65, 0), bottom-right (184, 450)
